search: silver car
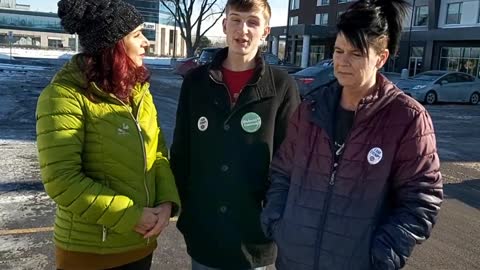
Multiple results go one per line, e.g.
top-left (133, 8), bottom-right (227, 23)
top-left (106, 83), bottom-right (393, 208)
top-left (396, 71), bottom-right (480, 105)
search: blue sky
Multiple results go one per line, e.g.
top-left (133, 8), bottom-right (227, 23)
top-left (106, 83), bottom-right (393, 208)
top-left (20, 0), bottom-right (288, 27)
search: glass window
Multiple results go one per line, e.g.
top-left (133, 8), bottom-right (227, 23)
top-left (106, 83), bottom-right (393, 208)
top-left (310, 45), bottom-right (325, 65)
top-left (317, 0), bottom-right (329, 6)
top-left (471, 48), bottom-right (480, 58)
top-left (446, 2), bottom-right (462, 24)
top-left (48, 39), bottom-right (63, 48)
top-left (442, 74), bottom-right (458, 83)
top-left (455, 73), bottom-right (475, 82)
top-left (414, 6), bottom-right (428, 26)
top-left (264, 53), bottom-right (280, 65)
top-left (290, 16), bottom-right (298, 25)
top-left (411, 47), bottom-right (424, 57)
top-left (315, 13), bottom-right (328, 25)
top-left (0, 12), bottom-right (62, 31)
top-left (290, 0), bottom-right (299, 10)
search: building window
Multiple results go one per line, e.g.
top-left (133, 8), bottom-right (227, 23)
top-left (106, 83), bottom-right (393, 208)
top-left (440, 47), bottom-right (480, 78)
top-left (315, 13), bottom-right (329, 26)
top-left (290, 16), bottom-right (299, 25)
top-left (310, 45), bottom-right (326, 65)
top-left (446, 2), bottom-right (462, 24)
top-left (337, 11), bottom-right (345, 19)
top-left (414, 5), bottom-right (428, 26)
top-left (409, 47), bottom-right (424, 76)
top-left (478, 4), bottom-right (480, 23)
top-left (317, 0), bottom-right (329, 6)
top-left (48, 38), bottom-right (63, 48)
top-left (337, 0), bottom-right (354, 3)
top-left (290, 0), bottom-right (299, 10)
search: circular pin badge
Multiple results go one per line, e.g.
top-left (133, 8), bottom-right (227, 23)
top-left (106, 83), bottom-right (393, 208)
top-left (367, 147), bottom-right (383, 165)
top-left (197, 116), bottom-right (208, 132)
top-left (241, 112), bottom-right (262, 133)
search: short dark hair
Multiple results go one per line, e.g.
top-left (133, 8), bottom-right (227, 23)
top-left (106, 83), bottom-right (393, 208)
top-left (337, 0), bottom-right (409, 56)
top-left (225, 0), bottom-right (272, 22)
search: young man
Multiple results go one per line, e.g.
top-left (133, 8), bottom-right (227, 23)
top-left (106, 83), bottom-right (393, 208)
top-left (170, 0), bottom-right (300, 269)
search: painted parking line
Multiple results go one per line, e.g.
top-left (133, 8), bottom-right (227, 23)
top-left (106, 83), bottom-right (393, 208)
top-left (0, 227), bottom-right (53, 236)
top-left (0, 217), bottom-right (178, 236)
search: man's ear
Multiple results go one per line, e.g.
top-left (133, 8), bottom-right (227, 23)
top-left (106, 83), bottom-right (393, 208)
top-left (262, 26), bottom-right (271, 40)
top-left (222, 18), bottom-right (227, 34)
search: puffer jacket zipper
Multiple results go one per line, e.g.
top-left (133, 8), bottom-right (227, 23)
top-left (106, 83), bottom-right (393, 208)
top-left (111, 91), bottom-right (150, 244)
top-left (313, 106), bottom-right (360, 269)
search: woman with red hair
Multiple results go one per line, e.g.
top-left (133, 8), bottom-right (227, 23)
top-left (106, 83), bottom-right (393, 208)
top-left (35, 0), bottom-right (180, 269)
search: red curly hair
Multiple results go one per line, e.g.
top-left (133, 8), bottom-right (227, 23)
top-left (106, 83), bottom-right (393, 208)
top-left (84, 40), bottom-right (150, 103)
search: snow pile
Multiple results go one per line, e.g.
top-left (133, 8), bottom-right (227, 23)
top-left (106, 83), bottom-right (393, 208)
top-left (0, 48), bottom-right (173, 65)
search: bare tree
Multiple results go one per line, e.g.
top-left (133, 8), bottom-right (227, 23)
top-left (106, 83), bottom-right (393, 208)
top-left (160, 0), bottom-right (225, 57)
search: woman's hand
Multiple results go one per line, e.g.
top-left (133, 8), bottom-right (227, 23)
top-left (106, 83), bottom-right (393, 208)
top-left (134, 208), bottom-right (159, 235)
top-left (142, 202), bottom-right (172, 238)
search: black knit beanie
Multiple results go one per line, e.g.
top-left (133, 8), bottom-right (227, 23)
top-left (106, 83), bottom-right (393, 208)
top-left (57, 0), bottom-right (144, 54)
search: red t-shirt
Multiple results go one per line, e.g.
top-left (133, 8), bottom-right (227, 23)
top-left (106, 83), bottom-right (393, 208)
top-left (221, 67), bottom-right (255, 104)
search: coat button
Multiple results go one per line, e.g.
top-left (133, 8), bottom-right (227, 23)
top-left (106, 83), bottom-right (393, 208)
top-left (224, 124), bottom-right (230, 131)
top-left (219, 206), bottom-right (228, 213)
top-left (221, 165), bottom-right (229, 172)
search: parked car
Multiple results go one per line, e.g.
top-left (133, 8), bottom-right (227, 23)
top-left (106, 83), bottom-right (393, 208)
top-left (381, 71), bottom-right (403, 84)
top-left (197, 47), bottom-right (222, 65)
top-left (173, 47), bottom-right (222, 77)
top-left (292, 59), bottom-right (405, 98)
top-left (173, 56), bottom-right (198, 77)
top-left (396, 70), bottom-right (480, 104)
top-left (262, 53), bottom-right (303, 74)
top-left (174, 47), bottom-right (302, 77)
top-left (292, 59), bottom-right (335, 97)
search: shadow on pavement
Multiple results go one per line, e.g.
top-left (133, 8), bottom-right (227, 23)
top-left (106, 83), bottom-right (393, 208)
top-left (443, 179), bottom-right (480, 210)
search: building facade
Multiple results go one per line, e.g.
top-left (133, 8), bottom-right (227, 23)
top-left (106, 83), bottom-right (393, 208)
top-left (0, 0), bottom-right (186, 57)
top-left (269, 0), bottom-right (480, 78)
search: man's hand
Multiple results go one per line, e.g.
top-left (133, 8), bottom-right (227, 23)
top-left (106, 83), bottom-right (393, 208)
top-left (143, 202), bottom-right (172, 238)
top-left (134, 208), bottom-right (159, 235)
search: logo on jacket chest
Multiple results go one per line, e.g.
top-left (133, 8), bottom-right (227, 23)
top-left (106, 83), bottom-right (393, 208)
top-left (241, 112), bottom-right (262, 133)
top-left (117, 123), bottom-right (130, 136)
top-left (367, 147), bottom-right (383, 165)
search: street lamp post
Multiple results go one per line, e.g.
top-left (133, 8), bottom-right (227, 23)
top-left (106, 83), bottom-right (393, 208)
top-left (284, 0), bottom-right (292, 63)
top-left (406, 0), bottom-right (416, 74)
top-left (173, 0), bottom-right (178, 59)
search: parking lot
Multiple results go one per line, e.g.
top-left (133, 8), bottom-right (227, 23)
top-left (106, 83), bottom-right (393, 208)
top-left (0, 63), bottom-right (479, 269)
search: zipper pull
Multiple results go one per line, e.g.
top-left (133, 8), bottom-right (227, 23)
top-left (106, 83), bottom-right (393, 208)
top-left (135, 120), bottom-right (142, 132)
top-left (102, 226), bottom-right (107, 242)
top-left (329, 163), bottom-right (338, 185)
top-left (329, 170), bottom-right (336, 185)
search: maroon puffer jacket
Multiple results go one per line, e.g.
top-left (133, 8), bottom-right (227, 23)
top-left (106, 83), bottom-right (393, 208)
top-left (261, 74), bottom-right (443, 270)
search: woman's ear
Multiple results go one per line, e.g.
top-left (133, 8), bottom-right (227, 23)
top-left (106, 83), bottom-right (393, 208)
top-left (376, 49), bottom-right (390, 69)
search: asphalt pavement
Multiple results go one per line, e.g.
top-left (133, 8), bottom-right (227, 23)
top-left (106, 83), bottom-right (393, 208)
top-left (0, 61), bottom-right (478, 270)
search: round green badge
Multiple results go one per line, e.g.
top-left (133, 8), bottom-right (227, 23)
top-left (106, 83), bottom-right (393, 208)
top-left (241, 112), bottom-right (262, 133)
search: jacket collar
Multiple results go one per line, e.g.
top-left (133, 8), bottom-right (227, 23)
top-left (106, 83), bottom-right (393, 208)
top-left (207, 47), bottom-right (277, 109)
top-left (51, 54), bottom-right (149, 106)
top-left (308, 73), bottom-right (402, 138)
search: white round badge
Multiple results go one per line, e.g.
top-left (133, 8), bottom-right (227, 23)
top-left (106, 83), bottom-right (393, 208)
top-left (197, 116), bottom-right (208, 132)
top-left (367, 147), bottom-right (383, 165)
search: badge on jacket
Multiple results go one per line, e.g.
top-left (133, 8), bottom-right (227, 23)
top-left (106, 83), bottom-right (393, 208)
top-left (367, 147), bottom-right (383, 165)
top-left (198, 116), bottom-right (208, 131)
top-left (241, 112), bottom-right (262, 133)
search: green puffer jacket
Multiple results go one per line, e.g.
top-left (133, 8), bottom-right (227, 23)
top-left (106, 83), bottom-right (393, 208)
top-left (36, 55), bottom-right (180, 254)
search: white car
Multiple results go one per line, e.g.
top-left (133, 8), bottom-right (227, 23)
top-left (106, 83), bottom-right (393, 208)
top-left (396, 71), bottom-right (480, 105)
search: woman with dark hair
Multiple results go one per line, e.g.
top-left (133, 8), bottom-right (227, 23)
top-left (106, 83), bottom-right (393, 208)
top-left (36, 0), bottom-right (180, 269)
top-left (261, 0), bottom-right (443, 269)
